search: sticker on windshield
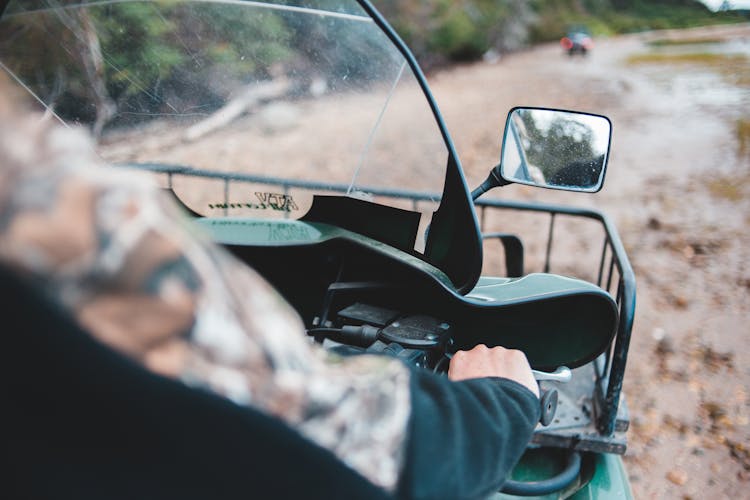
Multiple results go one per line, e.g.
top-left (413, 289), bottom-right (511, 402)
top-left (208, 192), bottom-right (299, 212)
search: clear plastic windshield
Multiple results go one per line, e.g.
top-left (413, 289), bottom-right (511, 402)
top-left (0, 0), bottom-right (447, 251)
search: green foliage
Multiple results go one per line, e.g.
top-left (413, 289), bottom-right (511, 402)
top-left (0, 2), bottom-right (295, 127)
top-left (627, 51), bottom-right (750, 88)
top-left (626, 52), bottom-right (746, 64)
top-left (4, 0), bottom-right (747, 130)
top-left (429, 2), bottom-right (489, 60)
top-left (377, 0), bottom-right (533, 66)
top-left (181, 4), bottom-right (293, 78)
top-left (707, 174), bottom-right (747, 201)
top-left (93, 3), bottom-right (186, 96)
top-left (375, 0), bottom-right (747, 64)
top-left (736, 119), bottom-right (750, 158)
top-left (528, 0), bottom-right (746, 43)
top-left (647, 37), bottom-right (724, 46)
top-left (93, 2), bottom-right (294, 100)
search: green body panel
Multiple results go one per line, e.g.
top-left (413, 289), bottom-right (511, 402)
top-left (491, 450), bottom-right (633, 500)
top-left (569, 453), bottom-right (633, 500)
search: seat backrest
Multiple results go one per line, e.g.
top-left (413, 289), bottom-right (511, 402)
top-left (0, 266), bottom-right (389, 500)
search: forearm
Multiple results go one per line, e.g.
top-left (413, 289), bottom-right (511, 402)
top-left (398, 370), bottom-right (540, 500)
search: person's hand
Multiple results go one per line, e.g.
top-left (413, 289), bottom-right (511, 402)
top-left (448, 344), bottom-right (539, 398)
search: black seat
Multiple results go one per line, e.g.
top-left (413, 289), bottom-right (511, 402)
top-left (0, 266), bottom-right (390, 500)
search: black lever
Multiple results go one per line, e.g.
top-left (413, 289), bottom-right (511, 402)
top-left (539, 388), bottom-right (558, 426)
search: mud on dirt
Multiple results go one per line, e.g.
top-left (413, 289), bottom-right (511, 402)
top-left (429, 23), bottom-right (750, 500)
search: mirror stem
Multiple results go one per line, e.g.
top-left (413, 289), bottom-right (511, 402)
top-left (471, 165), bottom-right (509, 201)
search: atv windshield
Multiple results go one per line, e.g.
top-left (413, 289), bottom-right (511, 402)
top-left (0, 0), bottom-right (448, 252)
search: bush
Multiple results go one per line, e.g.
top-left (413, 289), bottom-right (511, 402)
top-left (378, 0), bottom-right (748, 59)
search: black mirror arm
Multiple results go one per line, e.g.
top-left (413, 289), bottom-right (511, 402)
top-left (471, 164), bottom-right (510, 201)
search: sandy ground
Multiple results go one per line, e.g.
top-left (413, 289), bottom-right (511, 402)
top-left (99, 23), bottom-right (750, 499)
top-left (427, 24), bottom-right (750, 499)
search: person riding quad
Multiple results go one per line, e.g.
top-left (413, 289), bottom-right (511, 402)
top-left (0, 77), bottom-right (540, 499)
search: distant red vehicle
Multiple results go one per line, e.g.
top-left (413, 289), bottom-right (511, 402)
top-left (561, 27), bottom-right (593, 56)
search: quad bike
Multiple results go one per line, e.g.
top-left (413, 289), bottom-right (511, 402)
top-left (0, 0), bottom-right (634, 498)
top-left (561, 27), bottom-right (593, 56)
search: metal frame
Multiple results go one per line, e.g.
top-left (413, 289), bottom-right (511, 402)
top-left (475, 198), bottom-right (636, 438)
top-left (118, 163), bottom-right (635, 443)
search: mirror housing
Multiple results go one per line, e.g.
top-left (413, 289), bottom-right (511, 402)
top-left (497, 107), bottom-right (612, 193)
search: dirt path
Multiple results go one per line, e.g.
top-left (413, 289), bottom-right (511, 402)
top-left (428, 23), bottom-right (750, 499)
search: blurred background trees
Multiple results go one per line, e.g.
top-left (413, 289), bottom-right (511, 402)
top-left (1, 0), bottom-right (746, 134)
top-left (378, 0), bottom-right (747, 68)
top-left (0, 2), bottom-right (296, 133)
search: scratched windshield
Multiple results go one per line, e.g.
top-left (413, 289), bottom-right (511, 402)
top-left (0, 0), bottom-right (447, 251)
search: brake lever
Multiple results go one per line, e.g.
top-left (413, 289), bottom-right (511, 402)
top-left (443, 352), bottom-right (563, 426)
top-left (532, 366), bottom-right (572, 383)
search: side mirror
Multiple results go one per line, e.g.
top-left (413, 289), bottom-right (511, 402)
top-left (497, 107), bottom-right (611, 192)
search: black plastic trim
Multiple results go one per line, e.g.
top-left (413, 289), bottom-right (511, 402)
top-left (355, 0), bottom-right (482, 294)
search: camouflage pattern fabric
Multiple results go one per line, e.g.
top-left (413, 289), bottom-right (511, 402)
top-left (0, 99), bottom-right (411, 491)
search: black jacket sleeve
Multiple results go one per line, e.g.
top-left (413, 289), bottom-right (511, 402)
top-left (396, 370), bottom-right (541, 500)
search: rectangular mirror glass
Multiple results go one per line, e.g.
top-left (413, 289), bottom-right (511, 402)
top-left (499, 107), bottom-right (611, 192)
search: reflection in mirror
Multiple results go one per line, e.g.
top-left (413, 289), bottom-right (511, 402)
top-left (499, 108), bottom-right (611, 192)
